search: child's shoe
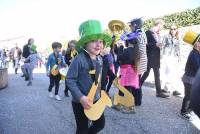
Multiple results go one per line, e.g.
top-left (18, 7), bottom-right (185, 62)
top-left (49, 92), bottom-right (54, 98)
top-left (27, 81), bottom-right (32, 86)
top-left (55, 95), bottom-right (61, 101)
top-left (121, 106), bottom-right (136, 114)
top-left (179, 112), bottom-right (193, 121)
top-left (112, 104), bottom-right (123, 111)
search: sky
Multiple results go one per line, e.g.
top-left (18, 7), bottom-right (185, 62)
top-left (0, 0), bottom-right (199, 49)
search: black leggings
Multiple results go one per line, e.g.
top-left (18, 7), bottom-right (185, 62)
top-left (181, 83), bottom-right (192, 113)
top-left (48, 74), bottom-right (61, 95)
top-left (125, 86), bottom-right (141, 106)
top-left (141, 66), bottom-right (162, 94)
top-left (72, 101), bottom-right (105, 134)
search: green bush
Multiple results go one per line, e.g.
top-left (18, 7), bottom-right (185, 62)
top-left (143, 7), bottom-right (200, 30)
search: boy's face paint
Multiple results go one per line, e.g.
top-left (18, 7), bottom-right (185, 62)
top-left (85, 39), bottom-right (104, 56)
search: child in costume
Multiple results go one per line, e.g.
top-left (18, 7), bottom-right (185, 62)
top-left (116, 32), bottom-right (140, 113)
top-left (66, 20), bottom-right (112, 134)
top-left (21, 45), bottom-right (42, 86)
top-left (64, 40), bottom-right (78, 97)
top-left (180, 31), bottom-right (200, 121)
top-left (46, 42), bottom-right (66, 101)
top-left (129, 17), bottom-right (147, 105)
top-left (190, 69), bottom-right (200, 118)
top-left (101, 46), bottom-right (116, 96)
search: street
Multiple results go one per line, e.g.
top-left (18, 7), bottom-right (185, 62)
top-left (0, 68), bottom-right (199, 134)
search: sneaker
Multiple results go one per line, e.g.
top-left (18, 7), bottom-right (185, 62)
top-left (49, 92), bottom-right (54, 98)
top-left (156, 92), bottom-right (170, 98)
top-left (21, 74), bottom-right (25, 77)
top-left (121, 106), bottom-right (136, 114)
top-left (180, 112), bottom-right (193, 121)
top-left (27, 82), bottom-right (32, 86)
top-left (64, 91), bottom-right (69, 97)
top-left (112, 104), bottom-right (123, 111)
top-left (161, 89), bottom-right (170, 93)
top-left (55, 95), bottom-right (61, 101)
top-left (25, 76), bottom-right (29, 81)
top-left (173, 90), bottom-right (181, 96)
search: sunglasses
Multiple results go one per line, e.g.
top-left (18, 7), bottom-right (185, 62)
top-left (170, 28), bottom-right (177, 31)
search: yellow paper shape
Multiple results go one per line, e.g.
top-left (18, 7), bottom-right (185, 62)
top-left (59, 68), bottom-right (68, 80)
top-left (87, 80), bottom-right (98, 101)
top-left (51, 65), bottom-right (59, 76)
top-left (61, 75), bottom-right (65, 80)
top-left (59, 68), bottom-right (68, 76)
top-left (84, 90), bottom-right (112, 121)
top-left (89, 70), bottom-right (96, 75)
top-left (113, 77), bottom-right (135, 107)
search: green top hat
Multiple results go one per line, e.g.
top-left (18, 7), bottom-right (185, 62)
top-left (76, 20), bottom-right (112, 52)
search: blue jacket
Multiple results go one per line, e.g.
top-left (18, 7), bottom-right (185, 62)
top-left (46, 53), bottom-right (65, 72)
top-left (66, 52), bottom-right (102, 102)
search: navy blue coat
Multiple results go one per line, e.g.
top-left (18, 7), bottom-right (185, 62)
top-left (184, 49), bottom-right (200, 77)
top-left (190, 69), bottom-right (200, 118)
top-left (146, 30), bottom-right (161, 68)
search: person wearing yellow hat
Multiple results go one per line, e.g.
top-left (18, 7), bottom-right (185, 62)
top-left (180, 30), bottom-right (200, 121)
top-left (66, 20), bottom-right (111, 134)
top-left (190, 69), bottom-right (200, 118)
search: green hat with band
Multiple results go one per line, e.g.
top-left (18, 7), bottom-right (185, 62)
top-left (76, 20), bottom-right (112, 52)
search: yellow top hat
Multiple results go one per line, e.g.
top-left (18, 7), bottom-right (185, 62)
top-left (183, 30), bottom-right (200, 45)
top-left (108, 20), bottom-right (125, 32)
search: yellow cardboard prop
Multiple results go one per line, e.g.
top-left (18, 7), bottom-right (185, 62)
top-left (59, 67), bottom-right (68, 80)
top-left (51, 65), bottom-right (59, 76)
top-left (84, 70), bottom-right (112, 121)
top-left (113, 77), bottom-right (135, 107)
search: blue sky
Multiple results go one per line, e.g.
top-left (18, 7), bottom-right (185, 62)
top-left (0, 0), bottom-right (199, 48)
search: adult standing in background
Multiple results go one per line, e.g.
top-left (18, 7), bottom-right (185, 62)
top-left (22, 38), bottom-right (34, 58)
top-left (10, 44), bottom-right (22, 74)
top-left (141, 19), bottom-right (169, 98)
top-left (161, 24), bottom-right (181, 96)
top-left (21, 38), bottom-right (34, 77)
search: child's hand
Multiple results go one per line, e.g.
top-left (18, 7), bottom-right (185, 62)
top-left (156, 43), bottom-right (162, 48)
top-left (80, 96), bottom-right (92, 109)
top-left (46, 72), bottom-right (50, 77)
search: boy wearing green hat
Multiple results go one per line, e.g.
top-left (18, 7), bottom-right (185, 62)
top-left (21, 45), bottom-right (42, 86)
top-left (66, 20), bottom-right (111, 134)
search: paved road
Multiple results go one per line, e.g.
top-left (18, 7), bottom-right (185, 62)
top-left (0, 69), bottom-right (199, 134)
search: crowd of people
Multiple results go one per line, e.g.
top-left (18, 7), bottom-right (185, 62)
top-left (0, 18), bottom-right (199, 134)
